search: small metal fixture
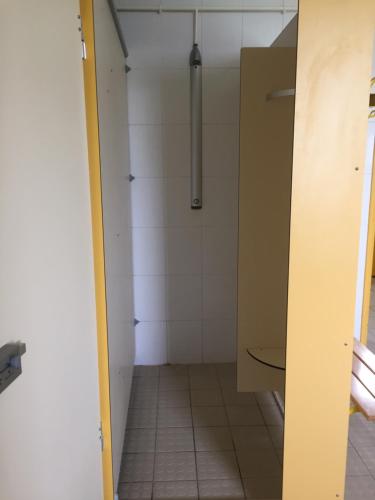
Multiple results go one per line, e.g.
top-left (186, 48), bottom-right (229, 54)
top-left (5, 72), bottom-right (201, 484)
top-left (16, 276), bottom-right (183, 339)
top-left (128, 174), bottom-right (135, 182)
top-left (266, 88), bottom-right (296, 101)
top-left (190, 41), bottom-right (202, 209)
top-left (125, 64), bottom-right (132, 74)
top-left (134, 318), bottom-right (140, 326)
top-left (0, 342), bottom-right (26, 394)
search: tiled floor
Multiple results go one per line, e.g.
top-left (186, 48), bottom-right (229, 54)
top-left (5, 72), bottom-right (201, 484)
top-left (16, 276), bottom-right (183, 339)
top-left (119, 284), bottom-right (375, 499)
top-left (344, 282), bottom-right (375, 500)
top-left (119, 363), bottom-right (283, 499)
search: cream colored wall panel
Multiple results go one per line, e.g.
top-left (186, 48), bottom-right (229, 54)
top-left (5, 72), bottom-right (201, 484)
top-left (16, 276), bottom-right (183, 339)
top-left (237, 47), bottom-right (296, 392)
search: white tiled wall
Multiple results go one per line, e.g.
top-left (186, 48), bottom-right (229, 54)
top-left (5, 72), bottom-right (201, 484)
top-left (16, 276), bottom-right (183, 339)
top-left (120, 1), bottom-right (297, 364)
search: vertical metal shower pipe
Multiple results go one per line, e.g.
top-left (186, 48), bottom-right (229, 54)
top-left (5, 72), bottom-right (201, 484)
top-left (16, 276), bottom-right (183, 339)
top-left (190, 10), bottom-right (202, 209)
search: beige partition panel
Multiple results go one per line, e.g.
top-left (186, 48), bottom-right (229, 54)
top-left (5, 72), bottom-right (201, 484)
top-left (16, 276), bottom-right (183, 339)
top-left (283, 1), bottom-right (375, 499)
top-left (237, 48), bottom-right (296, 392)
top-left (93, 0), bottom-right (135, 489)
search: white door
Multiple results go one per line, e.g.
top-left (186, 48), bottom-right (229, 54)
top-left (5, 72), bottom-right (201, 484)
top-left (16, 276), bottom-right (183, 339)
top-left (0, 2), bottom-right (103, 499)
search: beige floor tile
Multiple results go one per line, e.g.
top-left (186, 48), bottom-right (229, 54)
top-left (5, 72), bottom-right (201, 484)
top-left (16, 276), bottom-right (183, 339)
top-left (259, 404), bottom-right (284, 426)
top-left (231, 426), bottom-right (273, 450)
top-left (237, 449), bottom-right (281, 477)
top-left (126, 408), bottom-right (157, 429)
top-left (196, 451), bottom-right (240, 480)
top-left (198, 478), bottom-right (244, 498)
top-left (118, 482), bottom-right (152, 500)
top-left (156, 427), bottom-right (194, 452)
top-left (121, 453), bottom-right (154, 482)
top-left (218, 373), bottom-right (237, 389)
top-left (159, 375), bottom-right (189, 391)
top-left (189, 364), bottom-right (217, 377)
top-left (133, 365), bottom-right (160, 378)
top-left (132, 376), bottom-right (159, 392)
top-left (190, 374), bottom-right (220, 390)
top-left (345, 475), bottom-right (375, 500)
top-left (355, 446), bottom-right (375, 475)
top-left (158, 390), bottom-right (190, 408)
top-left (267, 426), bottom-right (284, 449)
top-left (124, 429), bottom-right (156, 453)
top-left (254, 391), bottom-right (276, 407)
top-left (194, 427), bottom-right (234, 451)
top-left (154, 452), bottom-right (196, 481)
top-left (157, 406), bottom-right (192, 428)
top-left (192, 406), bottom-right (228, 427)
top-left (130, 389), bottom-right (158, 409)
top-left (222, 388), bottom-right (257, 406)
top-left (226, 406), bottom-right (264, 426)
top-left (191, 389), bottom-right (224, 406)
top-left (160, 365), bottom-right (189, 377)
top-left (153, 481), bottom-right (198, 499)
top-left (346, 448), bottom-right (369, 476)
top-left (243, 475), bottom-right (282, 499)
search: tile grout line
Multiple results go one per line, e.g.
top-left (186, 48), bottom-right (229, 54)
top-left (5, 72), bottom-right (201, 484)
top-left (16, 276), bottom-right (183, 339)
top-left (217, 365), bottom-right (247, 499)
top-left (151, 371), bottom-right (161, 499)
top-left (259, 396), bottom-right (285, 469)
top-left (188, 366), bottom-right (200, 498)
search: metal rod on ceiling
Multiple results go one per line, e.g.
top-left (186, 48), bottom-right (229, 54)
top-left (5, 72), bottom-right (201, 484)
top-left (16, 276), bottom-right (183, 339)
top-left (117, 7), bottom-right (297, 13)
top-left (107, 0), bottom-right (129, 58)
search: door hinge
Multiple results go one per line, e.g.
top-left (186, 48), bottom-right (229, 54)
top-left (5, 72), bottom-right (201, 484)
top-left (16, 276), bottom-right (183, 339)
top-left (77, 14), bottom-right (87, 60)
top-left (99, 422), bottom-right (104, 452)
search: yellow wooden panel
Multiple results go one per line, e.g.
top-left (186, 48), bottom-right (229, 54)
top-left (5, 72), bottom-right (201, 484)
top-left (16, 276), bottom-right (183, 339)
top-left (79, 1), bottom-right (114, 499)
top-left (237, 48), bottom-right (296, 392)
top-left (283, 1), bottom-right (375, 499)
top-left (362, 147), bottom-right (375, 342)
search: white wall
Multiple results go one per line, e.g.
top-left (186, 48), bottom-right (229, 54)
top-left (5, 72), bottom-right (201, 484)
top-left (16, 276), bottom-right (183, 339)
top-left (119, 1), bottom-right (297, 364)
top-left (94, 0), bottom-right (135, 489)
top-left (0, 2), bottom-right (102, 500)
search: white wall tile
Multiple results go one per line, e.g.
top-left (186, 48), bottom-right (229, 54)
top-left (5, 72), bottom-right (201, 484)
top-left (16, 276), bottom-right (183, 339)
top-left (132, 227), bottom-right (166, 275)
top-left (117, 1), bottom-right (161, 10)
top-left (161, 69), bottom-right (190, 124)
top-left (128, 69), bottom-right (162, 124)
top-left (203, 226), bottom-right (237, 275)
top-left (131, 178), bottom-right (165, 227)
top-left (203, 274), bottom-right (237, 320)
top-left (203, 177), bottom-right (238, 227)
top-left (125, 7), bottom-right (289, 364)
top-left (167, 227), bottom-right (202, 275)
top-left (202, 13), bottom-right (242, 67)
top-left (241, 0), bottom-right (282, 6)
top-left (166, 178), bottom-right (202, 227)
top-left (168, 321), bottom-right (203, 363)
top-left (167, 275), bottom-right (202, 320)
top-left (203, 124), bottom-right (239, 177)
top-left (119, 13), bottom-right (163, 68)
top-left (203, 319), bottom-right (236, 363)
top-left (203, 68), bottom-right (240, 124)
top-left (163, 125), bottom-right (191, 178)
top-left (283, 0), bottom-right (298, 8)
top-left (160, 13), bottom-right (194, 67)
top-left (129, 125), bottom-right (163, 177)
top-left (242, 13), bottom-right (283, 47)
top-left (135, 321), bottom-right (168, 365)
top-left (203, 0), bottom-right (241, 7)
top-left (134, 276), bottom-right (166, 321)
top-left (162, 0), bottom-right (203, 8)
